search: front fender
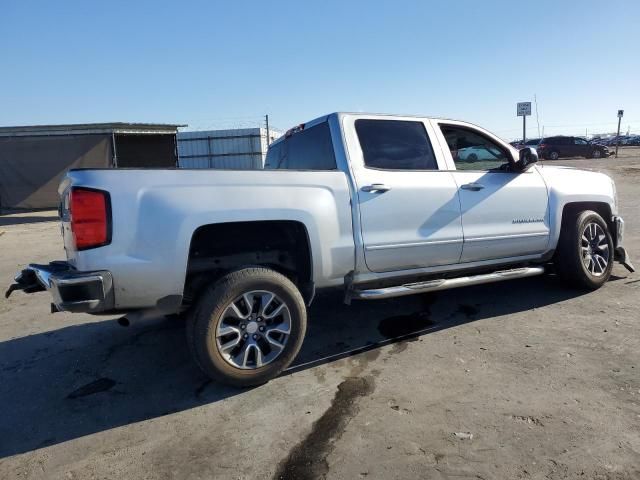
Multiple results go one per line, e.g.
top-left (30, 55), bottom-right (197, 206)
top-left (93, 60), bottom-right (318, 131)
top-left (539, 165), bottom-right (616, 248)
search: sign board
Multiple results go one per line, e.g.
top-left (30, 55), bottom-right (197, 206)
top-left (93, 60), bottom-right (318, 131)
top-left (517, 102), bottom-right (532, 117)
top-left (618, 109), bottom-right (624, 118)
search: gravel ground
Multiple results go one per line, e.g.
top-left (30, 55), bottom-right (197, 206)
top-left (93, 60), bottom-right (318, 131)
top-left (1, 148), bottom-right (639, 480)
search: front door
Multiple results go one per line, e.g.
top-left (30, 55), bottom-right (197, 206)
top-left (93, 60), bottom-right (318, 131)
top-left (344, 116), bottom-right (464, 273)
top-left (435, 122), bottom-right (550, 263)
top-left (573, 137), bottom-right (590, 157)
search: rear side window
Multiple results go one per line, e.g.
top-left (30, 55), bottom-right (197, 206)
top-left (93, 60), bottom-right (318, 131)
top-left (264, 122), bottom-right (336, 170)
top-left (355, 119), bottom-right (438, 170)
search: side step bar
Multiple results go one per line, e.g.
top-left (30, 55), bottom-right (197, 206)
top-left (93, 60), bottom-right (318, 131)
top-left (352, 266), bottom-right (545, 300)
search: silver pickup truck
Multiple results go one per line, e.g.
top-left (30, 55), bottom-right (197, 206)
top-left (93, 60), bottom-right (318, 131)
top-left (6, 112), bottom-right (634, 386)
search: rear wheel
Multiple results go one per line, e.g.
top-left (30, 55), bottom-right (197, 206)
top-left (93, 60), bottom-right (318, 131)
top-left (548, 150), bottom-right (559, 160)
top-left (555, 210), bottom-right (613, 289)
top-left (187, 267), bottom-right (307, 387)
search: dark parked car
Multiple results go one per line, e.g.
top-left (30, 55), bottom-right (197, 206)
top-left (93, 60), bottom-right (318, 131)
top-left (510, 138), bottom-right (540, 149)
top-left (537, 136), bottom-right (609, 160)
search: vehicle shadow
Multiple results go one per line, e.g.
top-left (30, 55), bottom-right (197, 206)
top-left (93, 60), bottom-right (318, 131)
top-left (0, 275), bottom-right (589, 459)
top-left (0, 209), bottom-right (58, 226)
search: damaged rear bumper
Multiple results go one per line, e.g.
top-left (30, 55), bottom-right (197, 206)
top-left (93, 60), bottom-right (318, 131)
top-left (5, 261), bottom-right (114, 313)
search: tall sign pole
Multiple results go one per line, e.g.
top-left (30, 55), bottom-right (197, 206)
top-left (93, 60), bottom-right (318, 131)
top-left (265, 114), bottom-right (270, 146)
top-left (615, 109), bottom-right (623, 158)
top-left (517, 102), bottom-right (532, 144)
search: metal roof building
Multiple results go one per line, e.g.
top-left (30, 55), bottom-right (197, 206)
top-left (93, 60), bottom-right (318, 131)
top-left (178, 127), bottom-right (282, 170)
top-left (0, 122), bottom-right (182, 209)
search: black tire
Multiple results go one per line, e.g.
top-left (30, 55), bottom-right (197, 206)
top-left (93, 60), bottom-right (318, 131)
top-left (554, 210), bottom-right (613, 290)
top-left (186, 267), bottom-right (307, 387)
top-left (548, 150), bottom-right (559, 160)
top-left (592, 149), bottom-right (602, 159)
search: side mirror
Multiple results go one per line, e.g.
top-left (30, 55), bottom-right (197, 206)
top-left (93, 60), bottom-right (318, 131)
top-left (518, 147), bottom-right (539, 171)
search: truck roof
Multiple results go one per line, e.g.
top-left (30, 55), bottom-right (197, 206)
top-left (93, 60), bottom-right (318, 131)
top-left (272, 112), bottom-right (465, 147)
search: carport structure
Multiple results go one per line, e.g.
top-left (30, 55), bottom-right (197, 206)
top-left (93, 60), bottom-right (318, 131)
top-left (0, 122), bottom-right (183, 209)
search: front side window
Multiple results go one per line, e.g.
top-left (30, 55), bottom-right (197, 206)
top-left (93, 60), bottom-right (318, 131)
top-left (440, 125), bottom-right (510, 171)
top-left (264, 122), bottom-right (336, 170)
top-left (355, 119), bottom-right (438, 170)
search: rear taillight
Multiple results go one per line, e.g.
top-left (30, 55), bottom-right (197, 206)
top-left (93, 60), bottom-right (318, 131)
top-left (70, 187), bottom-right (111, 250)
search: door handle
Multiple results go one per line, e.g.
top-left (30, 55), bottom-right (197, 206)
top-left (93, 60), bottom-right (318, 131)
top-left (362, 183), bottom-right (391, 193)
top-left (461, 182), bottom-right (485, 191)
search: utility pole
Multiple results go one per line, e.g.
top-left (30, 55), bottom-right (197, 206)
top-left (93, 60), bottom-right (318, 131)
top-left (615, 110), bottom-right (623, 158)
top-left (265, 114), bottom-right (270, 146)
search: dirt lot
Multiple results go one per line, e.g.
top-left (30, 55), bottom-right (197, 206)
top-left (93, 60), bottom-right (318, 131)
top-left (1, 149), bottom-right (639, 480)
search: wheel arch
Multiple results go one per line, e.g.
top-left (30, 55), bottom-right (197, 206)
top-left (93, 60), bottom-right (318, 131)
top-left (184, 220), bottom-right (314, 308)
top-left (557, 201), bottom-right (615, 243)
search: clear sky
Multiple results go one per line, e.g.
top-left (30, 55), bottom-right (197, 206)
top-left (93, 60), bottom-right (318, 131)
top-left (2, 0), bottom-right (638, 140)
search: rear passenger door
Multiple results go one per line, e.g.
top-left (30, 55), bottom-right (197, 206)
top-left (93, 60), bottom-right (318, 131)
top-left (344, 116), bottom-right (463, 273)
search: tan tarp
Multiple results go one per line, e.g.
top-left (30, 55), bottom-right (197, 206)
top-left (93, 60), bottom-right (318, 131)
top-left (0, 135), bottom-right (111, 209)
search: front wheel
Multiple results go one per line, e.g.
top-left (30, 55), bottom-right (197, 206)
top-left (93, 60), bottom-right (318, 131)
top-left (554, 210), bottom-right (613, 289)
top-left (548, 150), bottom-right (560, 160)
top-left (187, 267), bottom-right (307, 387)
top-left (591, 149), bottom-right (602, 159)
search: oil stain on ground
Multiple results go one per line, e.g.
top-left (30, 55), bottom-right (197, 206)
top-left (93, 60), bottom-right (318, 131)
top-left (377, 294), bottom-right (438, 340)
top-left (457, 304), bottom-right (480, 318)
top-left (273, 376), bottom-right (375, 480)
top-left (67, 378), bottom-right (116, 399)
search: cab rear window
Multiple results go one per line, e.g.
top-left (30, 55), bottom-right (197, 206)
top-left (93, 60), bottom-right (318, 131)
top-left (265, 122), bottom-right (336, 170)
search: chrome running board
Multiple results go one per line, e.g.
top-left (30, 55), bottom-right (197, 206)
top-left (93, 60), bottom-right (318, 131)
top-left (352, 266), bottom-right (545, 300)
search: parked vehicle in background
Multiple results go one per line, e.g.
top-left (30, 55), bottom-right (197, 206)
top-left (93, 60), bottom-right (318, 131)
top-left (537, 136), bottom-right (609, 160)
top-left (619, 136), bottom-right (639, 146)
top-left (510, 138), bottom-right (539, 150)
top-left (457, 145), bottom-right (504, 163)
top-left (6, 112), bottom-right (634, 387)
top-left (522, 138), bottom-right (540, 149)
top-left (601, 136), bottom-right (625, 147)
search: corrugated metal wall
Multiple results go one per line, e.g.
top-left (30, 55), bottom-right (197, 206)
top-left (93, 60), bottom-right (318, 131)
top-left (177, 127), bottom-right (281, 169)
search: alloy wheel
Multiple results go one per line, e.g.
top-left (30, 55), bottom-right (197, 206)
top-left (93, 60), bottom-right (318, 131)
top-left (215, 290), bottom-right (291, 369)
top-left (581, 222), bottom-right (610, 276)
